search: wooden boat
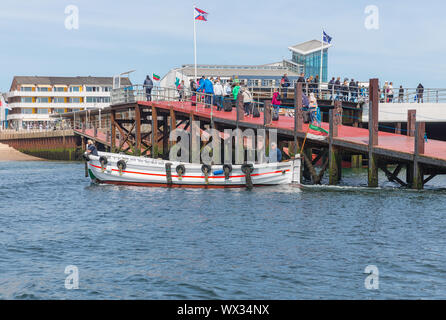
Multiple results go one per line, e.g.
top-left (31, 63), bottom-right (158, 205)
top-left (85, 152), bottom-right (301, 188)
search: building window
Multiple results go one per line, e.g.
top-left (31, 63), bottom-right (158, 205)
top-left (53, 98), bottom-right (65, 103)
top-left (262, 79), bottom-right (273, 87)
top-left (102, 86), bottom-right (112, 92)
top-left (86, 86), bottom-right (100, 92)
top-left (21, 97), bottom-right (33, 103)
top-left (22, 108), bottom-right (33, 114)
top-left (37, 108), bottom-right (49, 114)
top-left (37, 87), bottom-right (49, 92)
top-left (86, 97), bottom-right (110, 103)
top-left (21, 87), bottom-right (33, 92)
top-left (54, 87), bottom-right (65, 92)
top-left (54, 109), bottom-right (66, 114)
top-left (36, 97), bottom-right (49, 103)
top-left (69, 87), bottom-right (80, 92)
top-left (70, 98), bottom-right (81, 103)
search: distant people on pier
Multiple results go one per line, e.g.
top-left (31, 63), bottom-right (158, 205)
top-left (398, 85), bottom-right (404, 102)
top-left (328, 77), bottom-right (335, 100)
top-left (232, 82), bottom-right (241, 101)
top-left (334, 77), bottom-right (341, 100)
top-left (143, 75), bottom-right (153, 101)
top-left (280, 73), bottom-right (291, 98)
top-left (417, 83), bottom-right (424, 103)
top-left (271, 88), bottom-right (282, 120)
top-left (177, 80), bottom-right (185, 101)
top-left (224, 81), bottom-right (232, 98)
top-left (242, 86), bottom-right (253, 116)
top-left (197, 76), bottom-right (214, 107)
top-left (213, 79), bottom-right (224, 111)
top-left (387, 82), bottom-right (394, 102)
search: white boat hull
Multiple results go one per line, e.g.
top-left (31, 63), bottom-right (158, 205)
top-left (86, 152), bottom-right (301, 188)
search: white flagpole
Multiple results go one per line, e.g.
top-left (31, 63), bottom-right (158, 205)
top-left (193, 5), bottom-right (197, 81)
top-left (320, 29), bottom-right (324, 85)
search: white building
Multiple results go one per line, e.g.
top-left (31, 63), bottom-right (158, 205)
top-left (5, 76), bottom-right (131, 129)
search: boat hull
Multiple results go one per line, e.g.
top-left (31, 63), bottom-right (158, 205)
top-left (87, 152), bottom-right (301, 188)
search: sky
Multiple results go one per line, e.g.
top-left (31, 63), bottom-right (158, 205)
top-left (0, 0), bottom-right (445, 91)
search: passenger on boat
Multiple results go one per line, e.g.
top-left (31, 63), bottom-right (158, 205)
top-left (86, 140), bottom-right (98, 156)
top-left (267, 142), bottom-right (282, 163)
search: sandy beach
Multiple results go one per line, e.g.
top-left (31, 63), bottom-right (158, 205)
top-left (0, 143), bottom-right (41, 161)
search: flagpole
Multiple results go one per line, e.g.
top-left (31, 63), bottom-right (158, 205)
top-left (320, 29), bottom-right (324, 86)
top-left (193, 5), bottom-right (197, 81)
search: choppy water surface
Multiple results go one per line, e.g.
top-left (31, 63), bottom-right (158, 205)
top-left (0, 161), bottom-right (445, 299)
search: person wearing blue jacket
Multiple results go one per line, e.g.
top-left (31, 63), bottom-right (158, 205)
top-left (197, 77), bottom-right (214, 108)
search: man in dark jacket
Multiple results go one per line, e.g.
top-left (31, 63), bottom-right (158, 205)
top-left (297, 73), bottom-right (305, 83)
top-left (417, 83), bottom-right (424, 103)
top-left (334, 77), bottom-right (341, 100)
top-left (143, 75), bottom-right (154, 101)
top-left (349, 79), bottom-right (357, 102)
top-left (328, 77), bottom-right (335, 100)
top-left (281, 74), bottom-right (291, 98)
top-left (398, 85), bottom-right (404, 102)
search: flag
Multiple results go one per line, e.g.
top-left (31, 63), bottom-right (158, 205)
top-left (323, 31), bottom-right (332, 44)
top-left (153, 73), bottom-right (161, 81)
top-left (195, 7), bottom-right (208, 21)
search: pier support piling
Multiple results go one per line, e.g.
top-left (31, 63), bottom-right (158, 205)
top-left (368, 78), bottom-right (379, 187)
top-left (413, 121), bottom-right (425, 189)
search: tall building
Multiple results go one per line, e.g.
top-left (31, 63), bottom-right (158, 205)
top-left (5, 76), bottom-right (131, 129)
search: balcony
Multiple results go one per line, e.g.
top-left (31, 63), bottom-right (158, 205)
top-left (5, 90), bottom-right (111, 99)
top-left (7, 102), bottom-right (110, 109)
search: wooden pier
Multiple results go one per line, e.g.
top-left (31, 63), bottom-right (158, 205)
top-left (3, 78), bottom-right (445, 189)
top-left (62, 78), bottom-right (446, 189)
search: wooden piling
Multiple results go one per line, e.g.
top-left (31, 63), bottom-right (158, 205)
top-left (407, 110), bottom-right (416, 137)
top-left (329, 108), bottom-right (341, 185)
top-left (264, 100), bottom-right (272, 126)
top-left (413, 121), bottom-right (425, 189)
top-left (110, 110), bottom-right (116, 153)
top-left (134, 105), bottom-right (141, 155)
top-left (368, 78), bottom-right (379, 187)
top-left (152, 106), bottom-right (158, 158)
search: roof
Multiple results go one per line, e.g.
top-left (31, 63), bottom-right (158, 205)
top-left (288, 40), bottom-right (332, 55)
top-left (11, 76), bottom-right (132, 87)
top-left (178, 66), bottom-right (300, 78)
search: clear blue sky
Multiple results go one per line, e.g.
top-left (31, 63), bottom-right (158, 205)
top-left (0, 0), bottom-right (445, 91)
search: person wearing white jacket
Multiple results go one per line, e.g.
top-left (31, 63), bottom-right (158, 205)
top-left (213, 80), bottom-right (224, 111)
top-left (242, 87), bottom-right (253, 116)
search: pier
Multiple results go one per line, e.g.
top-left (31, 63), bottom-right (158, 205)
top-left (64, 79), bottom-right (446, 189)
top-left (2, 79), bottom-right (446, 189)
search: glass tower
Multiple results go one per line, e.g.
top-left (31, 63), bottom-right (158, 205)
top-left (292, 48), bottom-right (328, 82)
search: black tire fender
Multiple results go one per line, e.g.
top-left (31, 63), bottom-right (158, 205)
top-left (201, 164), bottom-right (211, 174)
top-left (223, 164), bottom-right (233, 173)
top-left (241, 163), bottom-right (254, 174)
top-left (99, 156), bottom-right (108, 166)
top-left (117, 160), bottom-right (127, 171)
top-left (176, 164), bottom-right (186, 176)
top-left (82, 153), bottom-right (90, 161)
